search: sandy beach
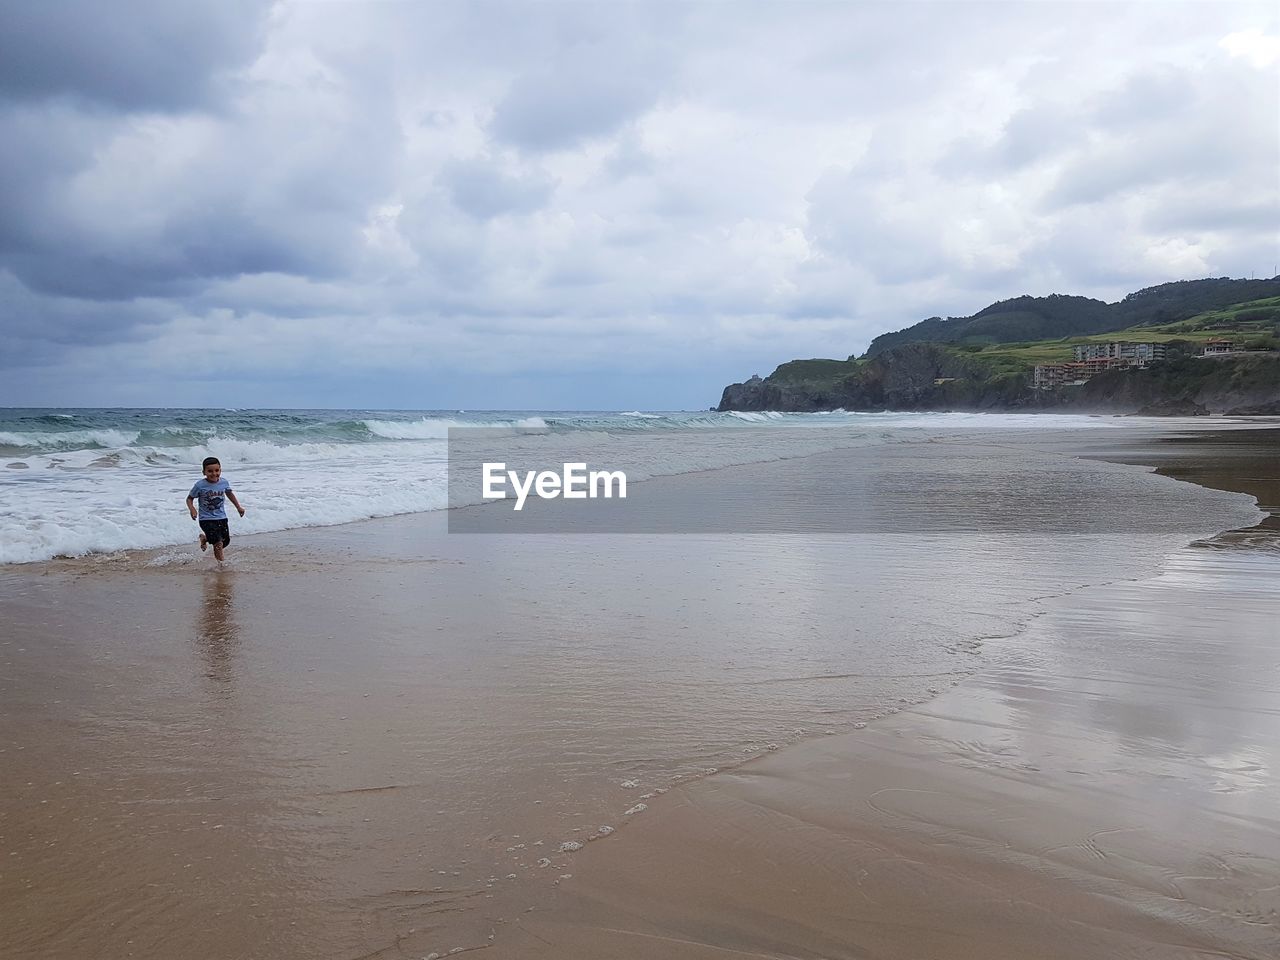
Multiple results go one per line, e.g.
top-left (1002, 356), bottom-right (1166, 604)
top-left (2, 421), bottom-right (1277, 960)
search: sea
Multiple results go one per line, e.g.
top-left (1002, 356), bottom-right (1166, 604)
top-left (0, 407), bottom-right (1134, 564)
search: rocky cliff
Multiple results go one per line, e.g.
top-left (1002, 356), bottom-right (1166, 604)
top-left (718, 351), bottom-right (1280, 416)
top-left (719, 343), bottom-right (1057, 412)
top-left (1071, 354), bottom-right (1280, 415)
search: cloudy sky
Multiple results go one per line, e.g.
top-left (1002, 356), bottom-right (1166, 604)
top-left (1, 1), bottom-right (1276, 409)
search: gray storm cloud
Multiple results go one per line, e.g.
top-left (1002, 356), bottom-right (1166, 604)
top-left (0, 0), bottom-right (266, 110)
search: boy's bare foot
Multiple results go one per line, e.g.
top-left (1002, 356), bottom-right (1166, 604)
top-left (213, 543), bottom-right (225, 563)
top-left (199, 533), bottom-right (208, 552)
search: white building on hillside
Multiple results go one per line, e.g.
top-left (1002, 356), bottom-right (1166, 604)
top-left (1201, 339), bottom-right (1236, 355)
top-left (1072, 341), bottom-right (1166, 364)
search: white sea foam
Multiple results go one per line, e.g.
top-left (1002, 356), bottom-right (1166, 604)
top-left (362, 416), bottom-right (549, 439)
top-left (0, 449), bottom-right (451, 564)
top-left (363, 417), bottom-right (468, 439)
top-left (0, 428), bottom-right (141, 451)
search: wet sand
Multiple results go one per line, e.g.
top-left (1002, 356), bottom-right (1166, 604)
top-left (497, 426), bottom-right (1280, 960)
top-left (500, 551), bottom-right (1280, 960)
top-left (2, 421), bottom-right (1278, 959)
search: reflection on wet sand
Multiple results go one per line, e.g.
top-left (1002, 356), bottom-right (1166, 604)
top-left (196, 571), bottom-right (240, 693)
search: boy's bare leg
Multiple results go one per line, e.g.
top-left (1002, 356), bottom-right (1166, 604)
top-left (213, 541), bottom-right (225, 562)
top-left (199, 532), bottom-right (207, 551)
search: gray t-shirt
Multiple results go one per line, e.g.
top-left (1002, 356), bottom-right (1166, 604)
top-left (189, 477), bottom-right (232, 520)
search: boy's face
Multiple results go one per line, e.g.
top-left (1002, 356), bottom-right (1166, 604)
top-left (203, 463), bottom-right (221, 483)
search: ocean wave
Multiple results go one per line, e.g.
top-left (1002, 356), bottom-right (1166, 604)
top-left (362, 416), bottom-right (549, 439)
top-left (0, 428), bottom-right (141, 452)
top-left (163, 437), bottom-right (450, 465)
top-left (0, 409), bottom-right (1126, 457)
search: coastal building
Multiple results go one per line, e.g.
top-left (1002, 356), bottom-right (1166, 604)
top-left (1033, 364), bottom-right (1069, 390)
top-left (1202, 339), bottom-right (1236, 355)
top-left (1033, 357), bottom-right (1130, 390)
top-left (1035, 341), bottom-right (1169, 390)
top-left (1072, 341), bottom-right (1167, 365)
top-left (1033, 362), bottom-right (1086, 390)
top-left (1075, 356), bottom-right (1125, 377)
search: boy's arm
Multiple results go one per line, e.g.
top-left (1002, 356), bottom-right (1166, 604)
top-left (226, 490), bottom-right (246, 517)
top-left (186, 495), bottom-right (198, 520)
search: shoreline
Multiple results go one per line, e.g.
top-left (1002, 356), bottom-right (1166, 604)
top-left (3, 413), bottom-right (1273, 569)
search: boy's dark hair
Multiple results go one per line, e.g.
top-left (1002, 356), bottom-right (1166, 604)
top-left (202, 457), bottom-right (221, 469)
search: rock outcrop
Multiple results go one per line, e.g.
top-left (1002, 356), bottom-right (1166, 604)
top-left (1132, 399), bottom-right (1209, 416)
top-left (719, 344), bottom-right (1054, 412)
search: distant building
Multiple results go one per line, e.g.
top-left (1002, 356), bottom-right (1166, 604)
top-left (1034, 341), bottom-right (1168, 390)
top-left (1033, 357), bottom-right (1131, 390)
top-left (1033, 362), bottom-right (1084, 390)
top-left (1072, 341), bottom-right (1167, 365)
top-left (1033, 364), bottom-right (1068, 390)
top-left (1077, 357), bottom-right (1126, 377)
top-left (1201, 339), bottom-right (1236, 356)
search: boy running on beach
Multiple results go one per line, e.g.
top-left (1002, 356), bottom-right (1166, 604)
top-left (186, 456), bottom-right (246, 562)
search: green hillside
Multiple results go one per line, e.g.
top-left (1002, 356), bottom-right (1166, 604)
top-left (772, 296), bottom-right (1280, 384)
top-left (768, 358), bottom-right (863, 383)
top-left (963, 296), bottom-right (1280, 373)
top-left (1149, 296), bottom-right (1280, 332)
top-left (863, 278), bottom-right (1280, 357)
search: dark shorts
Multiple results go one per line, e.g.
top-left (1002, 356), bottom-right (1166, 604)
top-left (199, 518), bottom-right (231, 546)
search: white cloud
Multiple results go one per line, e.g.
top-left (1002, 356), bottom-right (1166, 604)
top-left (1219, 27), bottom-right (1280, 66)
